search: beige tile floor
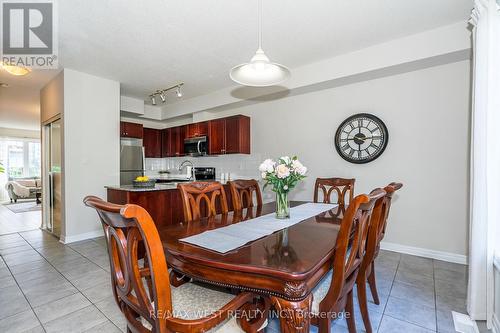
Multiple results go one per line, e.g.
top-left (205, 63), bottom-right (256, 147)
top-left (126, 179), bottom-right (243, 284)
top-left (0, 229), bottom-right (492, 333)
top-left (0, 201), bottom-right (41, 235)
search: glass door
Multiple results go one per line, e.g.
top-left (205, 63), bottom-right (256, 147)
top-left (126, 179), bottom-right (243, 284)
top-left (42, 119), bottom-right (62, 237)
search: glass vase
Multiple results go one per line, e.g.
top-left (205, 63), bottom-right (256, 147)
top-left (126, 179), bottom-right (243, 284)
top-left (275, 191), bottom-right (290, 219)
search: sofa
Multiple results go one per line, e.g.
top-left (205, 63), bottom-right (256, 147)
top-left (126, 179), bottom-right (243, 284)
top-left (5, 178), bottom-right (41, 203)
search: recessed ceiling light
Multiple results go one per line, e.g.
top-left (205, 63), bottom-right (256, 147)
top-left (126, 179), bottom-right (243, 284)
top-left (0, 63), bottom-right (31, 76)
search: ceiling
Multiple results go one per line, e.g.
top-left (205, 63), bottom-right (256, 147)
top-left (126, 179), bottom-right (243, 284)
top-left (0, 0), bottom-right (473, 130)
top-left (0, 69), bottom-right (59, 131)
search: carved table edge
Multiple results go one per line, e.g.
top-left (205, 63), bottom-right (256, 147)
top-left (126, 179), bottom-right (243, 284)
top-left (171, 269), bottom-right (312, 302)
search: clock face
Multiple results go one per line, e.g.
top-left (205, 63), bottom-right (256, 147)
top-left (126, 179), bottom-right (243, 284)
top-left (335, 113), bottom-right (388, 164)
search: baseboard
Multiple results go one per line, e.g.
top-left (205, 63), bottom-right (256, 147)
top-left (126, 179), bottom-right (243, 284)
top-left (59, 229), bottom-right (104, 244)
top-left (493, 314), bottom-right (500, 333)
top-left (380, 241), bottom-right (468, 265)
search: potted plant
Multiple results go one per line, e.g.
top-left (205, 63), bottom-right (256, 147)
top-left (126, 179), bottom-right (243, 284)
top-left (259, 156), bottom-right (307, 219)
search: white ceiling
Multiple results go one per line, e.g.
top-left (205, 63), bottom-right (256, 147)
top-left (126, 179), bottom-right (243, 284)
top-left (0, 0), bottom-right (473, 130)
top-left (0, 70), bottom-right (59, 131)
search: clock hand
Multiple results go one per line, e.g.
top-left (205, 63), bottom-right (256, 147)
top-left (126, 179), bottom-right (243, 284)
top-left (347, 136), bottom-right (382, 141)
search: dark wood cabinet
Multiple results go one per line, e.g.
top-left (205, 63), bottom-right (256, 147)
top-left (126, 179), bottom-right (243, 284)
top-left (209, 118), bottom-right (226, 155)
top-left (225, 115), bottom-right (250, 154)
top-left (208, 115), bottom-right (250, 155)
top-left (107, 185), bottom-right (233, 227)
top-left (161, 128), bottom-right (171, 157)
top-left (143, 128), bottom-right (162, 158)
top-left (120, 122), bottom-right (143, 138)
top-left (170, 125), bottom-right (187, 157)
top-left (187, 121), bottom-right (208, 138)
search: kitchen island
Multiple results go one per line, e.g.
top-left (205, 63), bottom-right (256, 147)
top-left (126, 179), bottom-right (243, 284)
top-left (106, 182), bottom-right (234, 227)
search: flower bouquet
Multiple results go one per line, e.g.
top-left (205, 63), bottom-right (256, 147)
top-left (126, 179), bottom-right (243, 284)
top-left (259, 156), bottom-right (307, 219)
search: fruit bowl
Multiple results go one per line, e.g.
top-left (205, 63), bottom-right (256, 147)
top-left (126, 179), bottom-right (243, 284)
top-left (132, 177), bottom-right (156, 188)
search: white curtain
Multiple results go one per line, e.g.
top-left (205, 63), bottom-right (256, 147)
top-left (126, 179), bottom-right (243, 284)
top-left (468, 0), bottom-right (500, 328)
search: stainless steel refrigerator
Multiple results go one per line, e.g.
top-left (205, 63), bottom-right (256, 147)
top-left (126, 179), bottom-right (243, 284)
top-left (120, 138), bottom-right (145, 185)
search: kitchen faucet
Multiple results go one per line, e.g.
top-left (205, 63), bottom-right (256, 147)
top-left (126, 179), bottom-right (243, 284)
top-left (178, 160), bottom-right (195, 180)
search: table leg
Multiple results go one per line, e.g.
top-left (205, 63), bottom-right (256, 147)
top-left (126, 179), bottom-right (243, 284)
top-left (271, 294), bottom-right (312, 333)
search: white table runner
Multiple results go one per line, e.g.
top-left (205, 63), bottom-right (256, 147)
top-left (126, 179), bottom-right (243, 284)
top-left (180, 202), bottom-right (337, 253)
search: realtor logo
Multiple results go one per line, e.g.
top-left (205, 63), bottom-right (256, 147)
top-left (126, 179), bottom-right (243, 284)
top-left (1, 0), bottom-right (58, 69)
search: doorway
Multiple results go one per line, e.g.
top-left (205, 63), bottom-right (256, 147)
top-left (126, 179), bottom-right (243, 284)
top-left (42, 118), bottom-right (62, 238)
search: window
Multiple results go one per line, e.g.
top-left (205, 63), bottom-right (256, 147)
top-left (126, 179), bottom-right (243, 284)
top-left (0, 139), bottom-right (41, 179)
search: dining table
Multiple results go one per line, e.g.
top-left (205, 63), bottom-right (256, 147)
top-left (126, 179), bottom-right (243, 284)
top-left (157, 201), bottom-right (342, 333)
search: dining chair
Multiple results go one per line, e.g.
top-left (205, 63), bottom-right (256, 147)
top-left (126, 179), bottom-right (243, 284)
top-left (227, 179), bottom-right (263, 211)
top-left (313, 178), bottom-right (355, 214)
top-left (177, 181), bottom-right (229, 222)
top-left (83, 196), bottom-right (268, 333)
top-left (310, 188), bottom-right (386, 333)
top-left (356, 182), bottom-right (403, 333)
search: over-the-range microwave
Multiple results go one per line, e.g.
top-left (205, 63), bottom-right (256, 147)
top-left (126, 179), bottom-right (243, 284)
top-left (184, 136), bottom-right (208, 156)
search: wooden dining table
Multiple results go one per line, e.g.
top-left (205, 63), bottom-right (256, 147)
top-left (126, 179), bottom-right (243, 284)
top-left (157, 201), bottom-right (342, 333)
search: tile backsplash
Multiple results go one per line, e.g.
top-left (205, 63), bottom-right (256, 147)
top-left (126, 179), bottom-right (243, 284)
top-left (145, 154), bottom-right (274, 202)
top-left (145, 154), bottom-right (263, 180)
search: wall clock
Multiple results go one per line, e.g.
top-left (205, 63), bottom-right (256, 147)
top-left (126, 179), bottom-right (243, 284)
top-left (334, 113), bottom-right (389, 164)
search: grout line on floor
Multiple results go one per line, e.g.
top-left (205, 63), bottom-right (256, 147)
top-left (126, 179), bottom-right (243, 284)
top-left (17, 230), bottom-right (124, 332)
top-left (2, 232), bottom-right (47, 332)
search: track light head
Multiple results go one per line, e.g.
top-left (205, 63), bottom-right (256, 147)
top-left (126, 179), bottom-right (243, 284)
top-left (176, 85), bottom-right (183, 98)
top-left (159, 92), bottom-right (166, 103)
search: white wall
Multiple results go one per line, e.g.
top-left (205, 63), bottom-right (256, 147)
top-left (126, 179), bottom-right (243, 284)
top-left (62, 69), bottom-right (120, 243)
top-left (0, 127), bottom-right (40, 139)
top-left (152, 60), bottom-right (471, 260)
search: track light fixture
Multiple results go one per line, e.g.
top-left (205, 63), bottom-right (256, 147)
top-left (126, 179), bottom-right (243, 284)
top-left (148, 83), bottom-right (184, 105)
top-left (159, 92), bottom-right (166, 103)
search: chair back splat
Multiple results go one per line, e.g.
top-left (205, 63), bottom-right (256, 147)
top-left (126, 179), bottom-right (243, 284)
top-left (227, 179), bottom-right (263, 211)
top-left (314, 178), bottom-right (355, 213)
top-left (177, 181), bottom-right (229, 222)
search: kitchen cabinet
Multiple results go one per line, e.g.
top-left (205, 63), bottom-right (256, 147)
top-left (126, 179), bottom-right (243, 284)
top-left (208, 118), bottom-right (226, 155)
top-left (208, 115), bottom-right (250, 155)
top-left (169, 125), bottom-right (187, 157)
top-left (107, 185), bottom-right (234, 227)
top-left (187, 121), bottom-right (208, 138)
top-left (120, 122), bottom-right (143, 138)
top-left (161, 128), bottom-right (171, 157)
top-left (143, 128), bottom-right (162, 158)
top-left (225, 115), bottom-right (250, 154)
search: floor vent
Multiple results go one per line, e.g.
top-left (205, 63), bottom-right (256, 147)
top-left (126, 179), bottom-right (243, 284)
top-left (452, 311), bottom-right (480, 333)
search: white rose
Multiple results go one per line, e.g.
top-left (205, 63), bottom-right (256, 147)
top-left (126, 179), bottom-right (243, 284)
top-left (281, 156), bottom-right (291, 164)
top-left (283, 185), bottom-right (289, 190)
top-left (259, 159), bottom-right (275, 173)
top-left (261, 172), bottom-right (267, 179)
top-left (292, 160), bottom-right (307, 176)
top-left (276, 164), bottom-right (290, 179)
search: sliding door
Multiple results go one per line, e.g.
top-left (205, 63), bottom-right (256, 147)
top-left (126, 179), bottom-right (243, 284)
top-left (42, 119), bottom-right (62, 237)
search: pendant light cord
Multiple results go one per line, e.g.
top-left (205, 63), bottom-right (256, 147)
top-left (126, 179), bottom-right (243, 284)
top-left (258, 0), bottom-right (262, 49)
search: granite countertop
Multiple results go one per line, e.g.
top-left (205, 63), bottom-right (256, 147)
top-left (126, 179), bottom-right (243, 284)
top-left (105, 179), bottom-right (230, 192)
top-left (105, 184), bottom-right (179, 192)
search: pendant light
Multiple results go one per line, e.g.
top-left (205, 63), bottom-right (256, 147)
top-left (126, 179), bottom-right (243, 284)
top-left (230, 0), bottom-right (290, 87)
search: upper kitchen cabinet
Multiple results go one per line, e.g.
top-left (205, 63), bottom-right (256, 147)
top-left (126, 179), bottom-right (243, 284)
top-left (120, 122), bottom-right (143, 138)
top-left (209, 115), bottom-right (250, 155)
top-left (143, 128), bottom-right (162, 158)
top-left (208, 118), bottom-right (226, 155)
top-left (225, 115), bottom-right (250, 154)
top-left (169, 125), bottom-right (187, 157)
top-left (187, 121), bottom-right (208, 138)
top-left (161, 128), bottom-right (171, 157)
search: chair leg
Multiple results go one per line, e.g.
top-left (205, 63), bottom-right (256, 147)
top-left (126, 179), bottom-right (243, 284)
top-left (318, 316), bottom-right (331, 333)
top-left (357, 277), bottom-right (373, 333)
top-left (367, 262), bottom-right (380, 305)
top-left (346, 291), bottom-right (357, 333)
